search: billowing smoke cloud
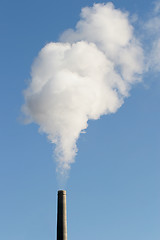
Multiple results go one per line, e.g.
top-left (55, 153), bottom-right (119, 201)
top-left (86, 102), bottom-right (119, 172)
top-left (22, 2), bottom-right (144, 175)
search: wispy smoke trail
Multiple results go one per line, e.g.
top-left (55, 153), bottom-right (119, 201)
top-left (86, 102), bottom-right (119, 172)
top-left (22, 3), bottom-right (144, 176)
top-left (145, 1), bottom-right (160, 71)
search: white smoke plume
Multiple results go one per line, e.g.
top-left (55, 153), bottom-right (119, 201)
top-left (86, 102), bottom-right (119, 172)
top-left (22, 2), bottom-right (144, 176)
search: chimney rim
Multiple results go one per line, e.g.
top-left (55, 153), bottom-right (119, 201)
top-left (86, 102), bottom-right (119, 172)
top-left (58, 190), bottom-right (66, 195)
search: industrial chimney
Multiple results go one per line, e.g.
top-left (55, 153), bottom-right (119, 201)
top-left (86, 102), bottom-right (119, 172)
top-left (57, 190), bottom-right (67, 240)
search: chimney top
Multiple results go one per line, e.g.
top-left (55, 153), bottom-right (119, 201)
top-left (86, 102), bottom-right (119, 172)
top-left (58, 190), bottom-right (66, 195)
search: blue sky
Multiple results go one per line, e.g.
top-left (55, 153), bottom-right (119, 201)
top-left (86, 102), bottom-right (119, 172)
top-left (0, 0), bottom-right (160, 240)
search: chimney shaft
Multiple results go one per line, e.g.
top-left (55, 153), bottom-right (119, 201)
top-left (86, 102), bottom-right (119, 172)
top-left (57, 190), bottom-right (67, 240)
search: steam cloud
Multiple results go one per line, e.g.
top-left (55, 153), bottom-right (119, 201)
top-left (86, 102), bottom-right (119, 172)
top-left (22, 3), bottom-right (144, 175)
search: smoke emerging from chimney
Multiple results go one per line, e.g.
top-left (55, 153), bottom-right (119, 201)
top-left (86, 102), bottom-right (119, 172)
top-left (22, 3), bottom-right (144, 176)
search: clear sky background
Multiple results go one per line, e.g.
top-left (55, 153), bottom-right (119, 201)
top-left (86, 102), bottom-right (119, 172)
top-left (0, 0), bottom-right (160, 240)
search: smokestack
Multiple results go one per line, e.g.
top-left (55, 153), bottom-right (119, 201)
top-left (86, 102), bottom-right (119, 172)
top-left (57, 190), bottom-right (67, 240)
